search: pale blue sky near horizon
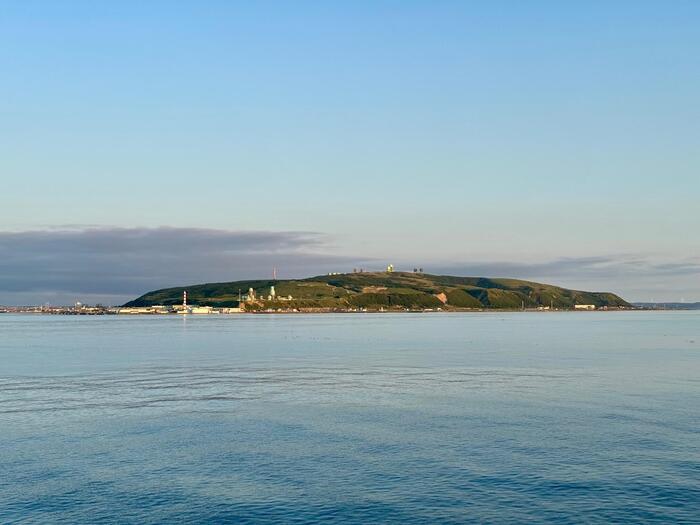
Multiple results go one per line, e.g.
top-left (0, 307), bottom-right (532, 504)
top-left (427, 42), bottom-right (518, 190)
top-left (1, 1), bottom-right (699, 303)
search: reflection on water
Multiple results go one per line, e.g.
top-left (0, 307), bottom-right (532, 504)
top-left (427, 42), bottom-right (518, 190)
top-left (1, 313), bottom-right (699, 523)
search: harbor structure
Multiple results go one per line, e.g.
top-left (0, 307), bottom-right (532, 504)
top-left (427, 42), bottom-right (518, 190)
top-left (189, 306), bottom-right (215, 314)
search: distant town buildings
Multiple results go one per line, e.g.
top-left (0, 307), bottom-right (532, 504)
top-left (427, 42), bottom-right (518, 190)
top-left (120, 306), bottom-right (171, 315)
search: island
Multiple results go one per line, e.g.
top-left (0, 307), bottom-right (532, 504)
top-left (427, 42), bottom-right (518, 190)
top-left (122, 271), bottom-right (629, 313)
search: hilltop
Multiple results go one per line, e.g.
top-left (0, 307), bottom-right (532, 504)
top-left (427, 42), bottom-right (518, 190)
top-left (124, 272), bottom-right (630, 311)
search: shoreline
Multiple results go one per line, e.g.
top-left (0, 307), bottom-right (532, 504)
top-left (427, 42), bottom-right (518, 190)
top-left (0, 307), bottom-right (670, 316)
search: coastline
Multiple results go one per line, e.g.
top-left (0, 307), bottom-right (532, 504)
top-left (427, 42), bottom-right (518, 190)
top-left (0, 306), bottom-right (646, 316)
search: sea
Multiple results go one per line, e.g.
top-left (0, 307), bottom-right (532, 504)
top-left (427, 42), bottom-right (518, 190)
top-left (1, 312), bottom-right (698, 524)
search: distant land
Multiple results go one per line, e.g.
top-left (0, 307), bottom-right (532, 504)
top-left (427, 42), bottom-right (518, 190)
top-left (634, 302), bottom-right (700, 310)
top-left (125, 271), bottom-right (630, 311)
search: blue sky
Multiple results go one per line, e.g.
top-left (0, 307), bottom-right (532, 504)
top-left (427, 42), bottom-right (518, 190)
top-left (1, 1), bottom-right (698, 304)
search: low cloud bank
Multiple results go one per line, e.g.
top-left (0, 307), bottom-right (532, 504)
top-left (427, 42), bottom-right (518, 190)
top-left (430, 256), bottom-right (700, 302)
top-left (0, 227), bottom-right (697, 305)
top-left (431, 256), bottom-right (700, 281)
top-left (0, 227), bottom-right (369, 305)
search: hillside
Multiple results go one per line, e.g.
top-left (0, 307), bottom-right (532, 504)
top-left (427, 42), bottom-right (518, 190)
top-left (124, 272), bottom-right (630, 310)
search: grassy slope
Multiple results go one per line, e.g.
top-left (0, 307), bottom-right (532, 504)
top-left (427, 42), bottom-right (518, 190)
top-left (124, 272), bottom-right (630, 310)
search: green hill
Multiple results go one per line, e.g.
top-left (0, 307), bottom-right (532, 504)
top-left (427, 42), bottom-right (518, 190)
top-left (124, 272), bottom-right (630, 310)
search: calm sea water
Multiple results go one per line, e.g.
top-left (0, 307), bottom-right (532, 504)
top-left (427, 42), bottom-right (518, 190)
top-left (1, 312), bottom-right (698, 524)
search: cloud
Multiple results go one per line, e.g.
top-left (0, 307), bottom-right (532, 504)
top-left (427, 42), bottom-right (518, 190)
top-left (430, 256), bottom-right (700, 280)
top-left (1, 227), bottom-right (697, 305)
top-left (0, 227), bottom-right (372, 305)
top-left (429, 255), bottom-right (700, 300)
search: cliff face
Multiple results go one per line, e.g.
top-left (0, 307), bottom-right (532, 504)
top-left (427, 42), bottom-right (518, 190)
top-left (124, 272), bottom-right (630, 310)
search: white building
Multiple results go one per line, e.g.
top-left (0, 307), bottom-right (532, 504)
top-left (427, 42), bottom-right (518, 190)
top-left (190, 306), bottom-right (216, 314)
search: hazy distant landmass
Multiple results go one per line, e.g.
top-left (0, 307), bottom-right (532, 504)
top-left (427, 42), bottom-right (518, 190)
top-left (124, 272), bottom-right (629, 310)
top-left (633, 302), bottom-right (700, 310)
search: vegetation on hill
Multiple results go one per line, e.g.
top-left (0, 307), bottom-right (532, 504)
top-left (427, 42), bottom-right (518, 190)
top-left (124, 272), bottom-right (630, 311)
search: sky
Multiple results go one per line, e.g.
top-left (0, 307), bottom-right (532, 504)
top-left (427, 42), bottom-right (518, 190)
top-left (1, 1), bottom-right (698, 305)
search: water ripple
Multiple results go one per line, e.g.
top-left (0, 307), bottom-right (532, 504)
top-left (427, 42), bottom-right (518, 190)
top-left (0, 366), bottom-right (575, 417)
